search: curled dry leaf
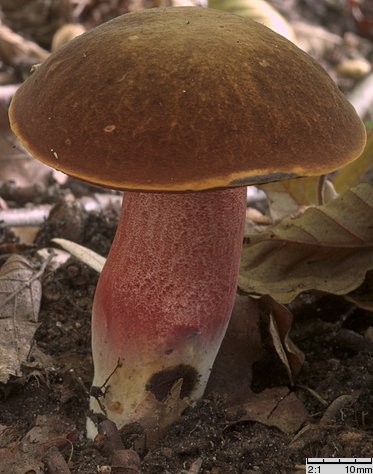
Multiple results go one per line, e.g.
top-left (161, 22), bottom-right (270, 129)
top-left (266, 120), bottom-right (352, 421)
top-left (290, 393), bottom-right (361, 449)
top-left (0, 254), bottom-right (44, 383)
top-left (259, 175), bottom-right (328, 223)
top-left (206, 294), bottom-right (261, 403)
top-left (0, 414), bottom-right (75, 474)
top-left (260, 296), bottom-right (304, 385)
top-left (227, 386), bottom-right (308, 435)
top-left (43, 446), bottom-right (71, 474)
top-left (345, 270), bottom-right (373, 311)
top-left (239, 183), bottom-right (373, 304)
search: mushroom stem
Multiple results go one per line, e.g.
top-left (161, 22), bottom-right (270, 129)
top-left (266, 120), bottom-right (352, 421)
top-left (87, 187), bottom-right (247, 437)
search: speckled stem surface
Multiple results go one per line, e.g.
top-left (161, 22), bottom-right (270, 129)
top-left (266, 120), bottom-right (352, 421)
top-left (87, 187), bottom-right (246, 436)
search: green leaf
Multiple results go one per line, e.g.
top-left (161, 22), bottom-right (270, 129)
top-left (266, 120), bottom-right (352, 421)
top-left (239, 183), bottom-right (373, 304)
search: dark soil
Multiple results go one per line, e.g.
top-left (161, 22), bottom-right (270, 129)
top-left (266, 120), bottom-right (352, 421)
top-left (0, 183), bottom-right (372, 473)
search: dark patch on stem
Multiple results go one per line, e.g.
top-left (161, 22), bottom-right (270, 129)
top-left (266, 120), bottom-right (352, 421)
top-left (146, 364), bottom-right (199, 401)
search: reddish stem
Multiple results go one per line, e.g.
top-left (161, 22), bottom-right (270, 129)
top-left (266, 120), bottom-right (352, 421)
top-left (88, 187), bottom-right (246, 434)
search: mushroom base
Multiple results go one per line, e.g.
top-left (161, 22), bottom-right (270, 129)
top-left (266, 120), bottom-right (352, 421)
top-left (87, 188), bottom-right (247, 437)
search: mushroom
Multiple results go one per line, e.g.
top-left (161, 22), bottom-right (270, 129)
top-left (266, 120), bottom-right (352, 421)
top-left (9, 7), bottom-right (366, 437)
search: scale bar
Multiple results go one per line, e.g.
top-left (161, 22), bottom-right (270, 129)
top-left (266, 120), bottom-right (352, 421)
top-left (307, 459), bottom-right (373, 465)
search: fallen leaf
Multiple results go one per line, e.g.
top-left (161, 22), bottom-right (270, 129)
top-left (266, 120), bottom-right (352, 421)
top-left (345, 270), bottom-right (373, 311)
top-left (0, 415), bottom-right (75, 474)
top-left (260, 296), bottom-right (304, 385)
top-left (333, 129), bottom-right (373, 193)
top-left (0, 255), bottom-right (44, 383)
top-left (290, 393), bottom-right (361, 449)
top-left (239, 183), bottom-right (373, 304)
top-left (259, 175), bottom-right (328, 223)
top-left (227, 387), bottom-right (308, 434)
top-left (0, 424), bottom-right (20, 448)
top-left (206, 294), bottom-right (261, 403)
top-left (52, 238), bottom-right (105, 273)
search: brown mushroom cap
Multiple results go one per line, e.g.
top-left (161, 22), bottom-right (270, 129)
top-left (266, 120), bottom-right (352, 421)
top-left (9, 7), bottom-right (366, 192)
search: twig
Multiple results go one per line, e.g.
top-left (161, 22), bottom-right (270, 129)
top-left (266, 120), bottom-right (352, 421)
top-left (0, 193), bottom-right (122, 228)
top-left (72, 0), bottom-right (91, 18)
top-left (320, 394), bottom-right (359, 425)
top-left (0, 205), bottom-right (51, 227)
top-left (0, 21), bottom-right (49, 67)
top-left (66, 437), bottom-right (74, 466)
top-left (296, 384), bottom-right (328, 407)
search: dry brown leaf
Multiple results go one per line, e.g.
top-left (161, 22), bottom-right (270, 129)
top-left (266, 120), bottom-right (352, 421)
top-left (0, 255), bottom-right (45, 383)
top-left (239, 183), bottom-right (373, 304)
top-left (206, 294), bottom-right (261, 403)
top-left (0, 424), bottom-right (20, 449)
top-left (0, 414), bottom-right (75, 474)
top-left (290, 393), bottom-right (361, 449)
top-left (259, 175), bottom-right (327, 222)
top-left (227, 387), bottom-right (308, 434)
top-left (333, 129), bottom-right (373, 194)
top-left (345, 270), bottom-right (373, 311)
top-left (260, 296), bottom-right (304, 385)
top-left (259, 176), bottom-right (338, 223)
